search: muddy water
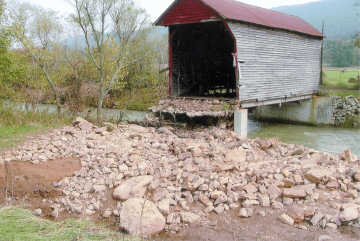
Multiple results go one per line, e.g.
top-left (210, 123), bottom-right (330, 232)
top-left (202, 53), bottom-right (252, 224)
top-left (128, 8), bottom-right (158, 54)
top-left (248, 120), bottom-right (360, 156)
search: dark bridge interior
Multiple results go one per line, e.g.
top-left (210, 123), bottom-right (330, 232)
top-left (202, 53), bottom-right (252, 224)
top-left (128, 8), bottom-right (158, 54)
top-left (170, 22), bottom-right (237, 98)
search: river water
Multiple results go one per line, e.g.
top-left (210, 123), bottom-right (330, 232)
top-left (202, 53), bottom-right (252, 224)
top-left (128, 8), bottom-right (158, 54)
top-left (2, 100), bottom-right (359, 156)
top-left (249, 120), bottom-right (360, 156)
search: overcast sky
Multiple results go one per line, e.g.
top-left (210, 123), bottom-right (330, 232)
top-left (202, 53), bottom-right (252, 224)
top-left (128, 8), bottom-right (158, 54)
top-left (18, 0), bottom-right (321, 20)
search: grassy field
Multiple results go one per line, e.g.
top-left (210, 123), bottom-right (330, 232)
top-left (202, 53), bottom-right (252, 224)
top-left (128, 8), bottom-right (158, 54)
top-left (0, 103), bottom-right (72, 150)
top-left (323, 69), bottom-right (360, 90)
top-left (321, 69), bottom-right (360, 98)
top-left (319, 88), bottom-right (360, 98)
top-left (0, 207), bottom-right (138, 241)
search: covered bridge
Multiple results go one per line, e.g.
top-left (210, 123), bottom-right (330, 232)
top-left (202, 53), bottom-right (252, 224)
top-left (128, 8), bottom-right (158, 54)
top-left (155, 0), bottom-right (324, 108)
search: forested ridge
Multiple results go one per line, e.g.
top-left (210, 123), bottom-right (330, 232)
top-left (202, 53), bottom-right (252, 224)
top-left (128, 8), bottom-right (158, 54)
top-left (275, 0), bottom-right (360, 67)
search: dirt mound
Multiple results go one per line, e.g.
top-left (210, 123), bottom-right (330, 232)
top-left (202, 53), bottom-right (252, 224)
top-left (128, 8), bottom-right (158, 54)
top-left (0, 158), bottom-right (81, 216)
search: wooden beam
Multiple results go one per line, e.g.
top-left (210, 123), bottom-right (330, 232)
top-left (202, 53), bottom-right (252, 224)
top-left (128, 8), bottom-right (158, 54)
top-left (240, 95), bottom-right (314, 108)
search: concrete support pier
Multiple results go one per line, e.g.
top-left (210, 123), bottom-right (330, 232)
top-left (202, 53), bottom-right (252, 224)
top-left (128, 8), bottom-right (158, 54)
top-left (234, 108), bottom-right (248, 138)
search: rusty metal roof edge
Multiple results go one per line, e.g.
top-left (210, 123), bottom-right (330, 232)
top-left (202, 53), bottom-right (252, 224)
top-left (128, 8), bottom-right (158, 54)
top-left (154, 0), bottom-right (324, 38)
top-left (199, 0), bottom-right (226, 20)
top-left (224, 18), bottom-right (324, 39)
top-left (154, 0), bottom-right (225, 26)
top-left (153, 0), bottom-right (179, 26)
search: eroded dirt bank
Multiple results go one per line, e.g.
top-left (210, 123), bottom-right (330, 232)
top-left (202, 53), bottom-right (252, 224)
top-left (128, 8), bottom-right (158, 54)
top-left (0, 118), bottom-right (360, 240)
top-left (0, 158), bottom-right (81, 218)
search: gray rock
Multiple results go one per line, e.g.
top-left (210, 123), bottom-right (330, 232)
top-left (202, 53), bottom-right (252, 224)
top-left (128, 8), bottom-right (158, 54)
top-left (287, 206), bottom-right (305, 223)
top-left (119, 198), bottom-right (165, 237)
top-left (283, 188), bottom-right (306, 199)
top-left (92, 184), bottom-right (107, 193)
top-left (50, 205), bottom-right (60, 218)
top-left (242, 200), bottom-right (259, 207)
top-left (311, 212), bottom-right (324, 226)
top-left (304, 169), bottom-right (332, 184)
top-left (157, 198), bottom-right (170, 215)
top-left (267, 184), bottom-right (282, 200)
top-left (279, 213), bottom-right (294, 226)
top-left (259, 194), bottom-right (270, 207)
top-left (102, 209), bottom-right (112, 218)
top-left (167, 212), bottom-right (181, 225)
top-left (33, 209), bottom-right (42, 217)
top-left (339, 205), bottom-right (359, 222)
top-left (180, 212), bottom-right (201, 224)
top-left (272, 201), bottom-right (284, 210)
top-left (291, 148), bottom-right (305, 156)
top-left (214, 194), bottom-right (227, 205)
top-left (326, 223), bottom-right (338, 230)
top-left (113, 175), bottom-right (153, 201)
top-left (238, 208), bottom-right (253, 218)
top-left (214, 205), bottom-right (225, 214)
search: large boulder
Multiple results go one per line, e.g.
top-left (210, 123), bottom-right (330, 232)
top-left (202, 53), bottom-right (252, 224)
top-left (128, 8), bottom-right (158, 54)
top-left (113, 176), bottom-right (153, 201)
top-left (304, 169), bottom-right (332, 184)
top-left (339, 205), bottom-right (359, 222)
top-left (72, 117), bottom-right (94, 131)
top-left (120, 198), bottom-right (165, 237)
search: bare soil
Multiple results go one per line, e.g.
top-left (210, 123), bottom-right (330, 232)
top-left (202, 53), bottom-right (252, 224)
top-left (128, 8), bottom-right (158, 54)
top-left (0, 158), bottom-right (81, 218)
top-left (156, 209), bottom-right (360, 241)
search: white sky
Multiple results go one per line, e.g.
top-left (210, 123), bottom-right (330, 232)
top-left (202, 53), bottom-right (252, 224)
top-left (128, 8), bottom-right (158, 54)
top-left (18, 0), bottom-right (321, 20)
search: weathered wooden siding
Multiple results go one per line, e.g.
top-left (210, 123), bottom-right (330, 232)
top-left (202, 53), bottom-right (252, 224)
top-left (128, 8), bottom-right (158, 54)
top-left (228, 22), bottom-right (322, 105)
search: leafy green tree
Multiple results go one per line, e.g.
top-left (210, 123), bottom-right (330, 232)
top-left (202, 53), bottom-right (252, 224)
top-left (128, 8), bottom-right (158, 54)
top-left (70, 0), bottom-right (149, 123)
top-left (355, 1), bottom-right (360, 48)
top-left (324, 40), bottom-right (360, 67)
top-left (0, 0), bottom-right (27, 99)
top-left (9, 2), bottom-right (64, 113)
top-left (355, 38), bottom-right (360, 48)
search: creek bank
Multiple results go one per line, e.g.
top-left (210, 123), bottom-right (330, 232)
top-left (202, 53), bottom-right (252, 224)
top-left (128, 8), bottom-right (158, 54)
top-left (1, 118), bottom-right (360, 238)
top-left (254, 95), bottom-right (360, 128)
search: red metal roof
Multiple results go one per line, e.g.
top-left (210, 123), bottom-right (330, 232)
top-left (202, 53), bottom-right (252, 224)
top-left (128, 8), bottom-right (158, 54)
top-left (161, 0), bottom-right (218, 26)
top-left (155, 0), bottom-right (323, 38)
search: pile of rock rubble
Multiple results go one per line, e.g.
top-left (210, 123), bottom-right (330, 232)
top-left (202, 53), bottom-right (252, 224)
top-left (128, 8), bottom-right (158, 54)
top-left (1, 117), bottom-right (360, 237)
top-left (333, 96), bottom-right (360, 127)
top-left (150, 98), bottom-right (236, 118)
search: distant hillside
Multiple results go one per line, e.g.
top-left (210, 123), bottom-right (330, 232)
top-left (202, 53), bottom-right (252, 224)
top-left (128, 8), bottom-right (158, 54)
top-left (274, 0), bottom-right (360, 39)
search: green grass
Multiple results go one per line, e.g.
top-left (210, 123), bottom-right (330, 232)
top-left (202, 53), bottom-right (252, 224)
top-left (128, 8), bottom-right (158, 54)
top-left (323, 70), bottom-right (360, 90)
top-left (319, 88), bottom-right (360, 98)
top-left (0, 103), bottom-right (72, 150)
top-left (0, 125), bottom-right (43, 150)
top-left (0, 206), bottom-right (139, 241)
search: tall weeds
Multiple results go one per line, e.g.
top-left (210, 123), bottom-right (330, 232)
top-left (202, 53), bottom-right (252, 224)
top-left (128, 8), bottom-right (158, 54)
top-left (0, 102), bottom-right (72, 127)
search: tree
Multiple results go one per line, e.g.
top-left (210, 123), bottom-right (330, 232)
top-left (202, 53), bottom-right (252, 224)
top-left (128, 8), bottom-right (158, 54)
top-left (9, 3), bottom-right (63, 114)
top-left (355, 1), bottom-right (360, 48)
top-left (355, 36), bottom-right (360, 48)
top-left (0, 0), bottom-right (11, 82)
top-left (70, 0), bottom-right (149, 123)
top-left (0, 0), bottom-right (27, 98)
top-left (0, 0), bottom-right (12, 86)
